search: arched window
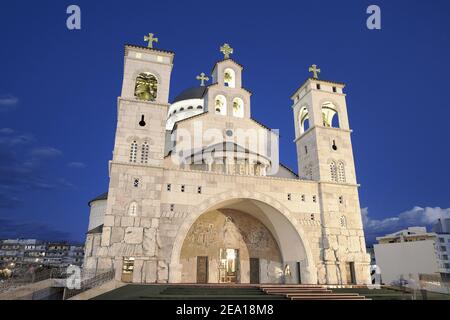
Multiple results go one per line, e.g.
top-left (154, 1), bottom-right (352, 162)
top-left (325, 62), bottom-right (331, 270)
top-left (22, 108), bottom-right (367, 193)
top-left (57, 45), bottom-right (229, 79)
top-left (232, 97), bottom-right (244, 118)
top-left (128, 202), bottom-right (138, 216)
top-left (223, 68), bottom-right (235, 88)
top-left (321, 101), bottom-right (339, 128)
top-left (134, 72), bottom-right (158, 101)
top-left (299, 106), bottom-right (310, 134)
top-left (141, 141), bottom-right (149, 164)
top-left (129, 141), bottom-right (138, 163)
top-left (330, 161), bottom-right (338, 182)
top-left (197, 105), bottom-right (203, 109)
top-left (214, 95), bottom-right (227, 115)
top-left (337, 161), bottom-right (346, 183)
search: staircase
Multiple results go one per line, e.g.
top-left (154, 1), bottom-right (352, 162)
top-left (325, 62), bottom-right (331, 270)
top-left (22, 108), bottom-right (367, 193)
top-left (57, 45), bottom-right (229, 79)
top-left (260, 285), bottom-right (369, 300)
top-left (93, 284), bottom-right (369, 300)
top-left (139, 285), bottom-right (285, 300)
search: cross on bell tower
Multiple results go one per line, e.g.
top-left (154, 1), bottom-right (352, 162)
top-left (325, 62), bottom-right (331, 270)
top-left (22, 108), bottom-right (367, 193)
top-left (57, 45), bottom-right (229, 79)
top-left (196, 72), bottom-right (209, 86)
top-left (144, 33), bottom-right (158, 48)
top-left (220, 43), bottom-right (233, 59)
top-left (308, 64), bottom-right (321, 79)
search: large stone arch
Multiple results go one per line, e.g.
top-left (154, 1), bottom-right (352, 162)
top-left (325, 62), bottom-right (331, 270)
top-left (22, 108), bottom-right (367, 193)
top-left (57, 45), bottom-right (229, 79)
top-left (169, 190), bottom-right (317, 284)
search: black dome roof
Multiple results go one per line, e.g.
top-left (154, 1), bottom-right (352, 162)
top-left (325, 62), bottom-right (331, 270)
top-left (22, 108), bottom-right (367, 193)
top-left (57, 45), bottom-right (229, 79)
top-left (172, 87), bottom-right (207, 103)
top-left (88, 192), bottom-right (108, 206)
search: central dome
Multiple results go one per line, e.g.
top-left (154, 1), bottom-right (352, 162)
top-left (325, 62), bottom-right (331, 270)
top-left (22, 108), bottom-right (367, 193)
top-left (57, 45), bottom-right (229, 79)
top-left (172, 86), bottom-right (207, 103)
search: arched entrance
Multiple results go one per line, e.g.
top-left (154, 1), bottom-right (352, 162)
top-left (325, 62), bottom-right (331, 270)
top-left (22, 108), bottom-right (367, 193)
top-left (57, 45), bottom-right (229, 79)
top-left (169, 193), bottom-right (317, 284)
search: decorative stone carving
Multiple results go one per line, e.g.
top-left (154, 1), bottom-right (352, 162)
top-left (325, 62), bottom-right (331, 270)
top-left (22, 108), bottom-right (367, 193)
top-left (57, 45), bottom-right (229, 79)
top-left (124, 227), bottom-right (144, 244)
top-left (143, 227), bottom-right (160, 256)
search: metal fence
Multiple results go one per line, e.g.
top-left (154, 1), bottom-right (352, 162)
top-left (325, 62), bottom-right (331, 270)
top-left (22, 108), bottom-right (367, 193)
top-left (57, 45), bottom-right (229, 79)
top-left (63, 269), bottom-right (115, 300)
top-left (0, 268), bottom-right (65, 294)
top-left (1, 267), bottom-right (115, 299)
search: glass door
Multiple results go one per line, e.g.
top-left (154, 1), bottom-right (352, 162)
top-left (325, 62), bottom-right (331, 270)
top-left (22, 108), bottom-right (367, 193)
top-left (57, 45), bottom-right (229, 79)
top-left (218, 248), bottom-right (239, 283)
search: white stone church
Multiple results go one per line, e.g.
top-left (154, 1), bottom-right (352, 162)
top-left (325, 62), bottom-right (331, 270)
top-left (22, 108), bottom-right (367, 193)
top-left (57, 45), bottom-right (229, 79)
top-left (83, 38), bottom-right (371, 285)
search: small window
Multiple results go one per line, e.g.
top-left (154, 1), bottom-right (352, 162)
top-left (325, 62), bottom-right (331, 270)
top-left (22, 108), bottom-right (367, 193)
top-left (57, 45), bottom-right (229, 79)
top-left (313, 195), bottom-right (317, 203)
top-left (141, 141), bottom-right (149, 164)
top-left (181, 185), bottom-right (185, 192)
top-left (339, 196), bottom-right (343, 204)
top-left (439, 238), bottom-right (445, 243)
top-left (340, 215), bottom-right (347, 228)
top-left (197, 186), bottom-right (202, 194)
top-left (287, 194), bottom-right (291, 201)
top-left (301, 195), bottom-right (305, 202)
top-left (167, 184), bottom-right (171, 191)
top-left (311, 214), bottom-right (315, 221)
top-left (304, 145), bottom-right (308, 154)
top-left (129, 141), bottom-right (138, 163)
top-left (316, 84), bottom-right (321, 90)
top-left (197, 106), bottom-right (203, 109)
top-left (173, 110), bottom-right (177, 114)
top-left (332, 140), bottom-right (337, 151)
top-left (170, 204), bottom-right (174, 212)
top-left (128, 202), bottom-right (138, 216)
top-left (180, 107), bottom-right (185, 112)
top-left (332, 87), bottom-right (337, 93)
top-left (133, 179), bottom-right (140, 188)
top-left (188, 106), bottom-right (193, 110)
top-left (139, 115), bottom-right (146, 127)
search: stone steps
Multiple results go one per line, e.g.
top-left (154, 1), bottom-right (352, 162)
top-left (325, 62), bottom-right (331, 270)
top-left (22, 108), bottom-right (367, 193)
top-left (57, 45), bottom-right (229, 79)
top-left (289, 295), bottom-right (367, 300)
top-left (260, 285), bottom-right (368, 300)
top-left (138, 294), bottom-right (286, 300)
top-left (263, 289), bottom-right (333, 294)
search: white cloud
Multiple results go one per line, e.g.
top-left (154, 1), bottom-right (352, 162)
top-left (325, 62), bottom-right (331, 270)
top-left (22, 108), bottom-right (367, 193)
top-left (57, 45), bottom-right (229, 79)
top-left (0, 128), bottom-right (14, 134)
top-left (67, 161), bottom-right (86, 169)
top-left (31, 146), bottom-right (63, 158)
top-left (362, 206), bottom-right (450, 244)
top-left (0, 95), bottom-right (19, 110)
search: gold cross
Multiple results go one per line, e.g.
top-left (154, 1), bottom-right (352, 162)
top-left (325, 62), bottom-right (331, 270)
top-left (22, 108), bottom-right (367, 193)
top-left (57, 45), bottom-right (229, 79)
top-left (220, 43), bottom-right (233, 59)
top-left (144, 33), bottom-right (158, 48)
top-left (308, 64), bottom-right (321, 79)
top-left (196, 72), bottom-right (209, 86)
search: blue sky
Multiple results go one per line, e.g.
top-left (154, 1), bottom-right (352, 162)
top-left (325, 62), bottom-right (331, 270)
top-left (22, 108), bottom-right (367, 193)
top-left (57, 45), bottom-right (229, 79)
top-left (0, 0), bottom-right (449, 244)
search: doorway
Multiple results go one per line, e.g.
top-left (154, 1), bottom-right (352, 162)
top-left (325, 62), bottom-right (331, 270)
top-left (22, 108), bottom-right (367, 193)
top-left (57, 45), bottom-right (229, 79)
top-left (346, 262), bottom-right (356, 284)
top-left (196, 256), bottom-right (209, 283)
top-left (219, 248), bottom-right (239, 283)
top-left (121, 257), bottom-right (135, 283)
top-left (250, 258), bottom-right (260, 284)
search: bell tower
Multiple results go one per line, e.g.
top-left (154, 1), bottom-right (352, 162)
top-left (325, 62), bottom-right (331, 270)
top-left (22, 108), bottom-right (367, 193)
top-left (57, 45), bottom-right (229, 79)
top-left (112, 43), bottom-right (174, 165)
top-left (99, 37), bottom-right (175, 282)
top-left (291, 66), bottom-right (370, 285)
top-left (291, 66), bottom-right (356, 185)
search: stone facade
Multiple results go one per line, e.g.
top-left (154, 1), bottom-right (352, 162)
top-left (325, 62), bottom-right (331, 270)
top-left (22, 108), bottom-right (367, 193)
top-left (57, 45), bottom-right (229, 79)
top-left (82, 43), bottom-right (371, 285)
